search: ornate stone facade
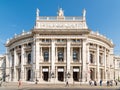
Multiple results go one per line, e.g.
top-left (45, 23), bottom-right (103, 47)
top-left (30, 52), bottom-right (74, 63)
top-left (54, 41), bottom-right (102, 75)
top-left (5, 8), bottom-right (117, 84)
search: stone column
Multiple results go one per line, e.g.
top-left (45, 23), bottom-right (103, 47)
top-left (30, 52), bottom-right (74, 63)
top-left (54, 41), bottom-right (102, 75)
top-left (5, 47), bottom-right (10, 82)
top-left (55, 47), bottom-right (57, 63)
top-left (97, 45), bottom-right (100, 82)
top-left (9, 53), bottom-right (12, 81)
top-left (79, 47), bottom-right (82, 63)
top-left (82, 39), bottom-right (87, 82)
top-left (67, 39), bottom-right (70, 74)
top-left (49, 47), bottom-right (50, 63)
top-left (64, 47), bottom-right (66, 63)
top-left (87, 44), bottom-right (90, 82)
top-left (40, 47), bottom-right (43, 62)
top-left (51, 39), bottom-right (55, 81)
top-left (104, 48), bottom-right (107, 81)
top-left (21, 44), bottom-right (25, 81)
top-left (39, 66), bottom-right (42, 79)
top-left (35, 39), bottom-right (40, 80)
top-left (94, 68), bottom-right (96, 80)
top-left (71, 47), bottom-right (73, 63)
top-left (31, 41), bottom-right (35, 81)
top-left (13, 48), bottom-right (17, 81)
top-left (55, 66), bottom-right (57, 82)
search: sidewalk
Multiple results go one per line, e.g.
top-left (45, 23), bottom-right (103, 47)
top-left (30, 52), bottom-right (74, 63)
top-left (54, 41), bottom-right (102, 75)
top-left (0, 82), bottom-right (120, 89)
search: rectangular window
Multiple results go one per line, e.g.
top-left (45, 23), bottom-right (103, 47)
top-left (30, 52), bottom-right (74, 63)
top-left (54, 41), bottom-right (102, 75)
top-left (44, 52), bottom-right (49, 62)
top-left (58, 52), bottom-right (64, 62)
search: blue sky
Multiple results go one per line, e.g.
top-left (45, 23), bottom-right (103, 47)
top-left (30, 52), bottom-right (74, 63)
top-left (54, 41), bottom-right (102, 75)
top-left (0, 0), bottom-right (120, 55)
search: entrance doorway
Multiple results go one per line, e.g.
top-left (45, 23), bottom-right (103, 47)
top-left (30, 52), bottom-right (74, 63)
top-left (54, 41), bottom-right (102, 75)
top-left (58, 72), bottom-right (64, 81)
top-left (90, 69), bottom-right (94, 80)
top-left (27, 69), bottom-right (31, 81)
top-left (73, 72), bottom-right (79, 81)
top-left (43, 72), bottom-right (49, 81)
top-left (18, 69), bottom-right (21, 81)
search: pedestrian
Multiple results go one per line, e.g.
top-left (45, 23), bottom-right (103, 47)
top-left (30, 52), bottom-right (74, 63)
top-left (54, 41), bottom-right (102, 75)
top-left (114, 80), bottom-right (117, 86)
top-left (18, 79), bottom-right (21, 88)
top-left (35, 79), bottom-right (38, 84)
top-left (100, 80), bottom-right (102, 86)
top-left (110, 80), bottom-right (113, 86)
top-left (66, 79), bottom-right (69, 87)
top-left (94, 80), bottom-right (97, 86)
top-left (107, 80), bottom-right (109, 86)
top-left (89, 80), bottom-right (92, 86)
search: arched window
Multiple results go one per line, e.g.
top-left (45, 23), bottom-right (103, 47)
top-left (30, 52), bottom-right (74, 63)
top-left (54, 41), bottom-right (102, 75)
top-left (12, 55), bottom-right (14, 66)
top-left (58, 51), bottom-right (64, 62)
top-left (19, 55), bottom-right (21, 65)
top-left (27, 53), bottom-right (31, 64)
top-left (90, 53), bottom-right (94, 63)
top-left (73, 51), bottom-right (78, 61)
top-left (99, 55), bottom-right (102, 64)
top-left (44, 52), bottom-right (49, 61)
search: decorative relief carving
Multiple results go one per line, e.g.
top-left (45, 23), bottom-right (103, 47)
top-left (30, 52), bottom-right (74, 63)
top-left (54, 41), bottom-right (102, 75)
top-left (37, 22), bottom-right (85, 29)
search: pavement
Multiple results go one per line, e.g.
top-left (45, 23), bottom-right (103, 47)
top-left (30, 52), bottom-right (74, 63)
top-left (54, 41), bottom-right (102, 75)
top-left (0, 82), bottom-right (120, 90)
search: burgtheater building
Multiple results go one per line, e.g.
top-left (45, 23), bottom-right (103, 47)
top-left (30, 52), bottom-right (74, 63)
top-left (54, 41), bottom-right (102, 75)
top-left (5, 8), bottom-right (115, 84)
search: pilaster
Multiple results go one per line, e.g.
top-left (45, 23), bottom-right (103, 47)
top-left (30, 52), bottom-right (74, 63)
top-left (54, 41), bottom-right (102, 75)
top-left (87, 44), bottom-right (90, 82)
top-left (79, 47), bottom-right (82, 63)
top-left (97, 45), bottom-right (100, 82)
top-left (21, 44), bottom-right (25, 81)
top-left (35, 39), bottom-right (40, 80)
top-left (51, 39), bottom-right (55, 78)
top-left (82, 39), bottom-right (87, 82)
top-left (104, 48), bottom-right (107, 81)
top-left (67, 39), bottom-right (70, 72)
top-left (13, 48), bottom-right (17, 81)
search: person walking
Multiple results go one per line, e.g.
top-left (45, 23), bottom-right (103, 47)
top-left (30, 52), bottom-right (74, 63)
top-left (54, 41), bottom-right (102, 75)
top-left (100, 80), bottom-right (102, 86)
top-left (18, 79), bottom-right (21, 88)
top-left (94, 80), bottom-right (97, 86)
top-left (89, 80), bottom-right (92, 86)
top-left (66, 79), bottom-right (69, 87)
top-left (114, 80), bottom-right (118, 86)
top-left (107, 80), bottom-right (109, 86)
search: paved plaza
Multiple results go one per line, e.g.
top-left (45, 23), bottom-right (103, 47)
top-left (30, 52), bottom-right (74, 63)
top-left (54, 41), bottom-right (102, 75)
top-left (0, 82), bottom-right (120, 90)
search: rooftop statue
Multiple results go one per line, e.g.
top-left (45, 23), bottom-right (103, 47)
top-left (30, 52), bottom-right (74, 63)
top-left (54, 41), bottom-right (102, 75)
top-left (83, 8), bottom-right (86, 17)
top-left (36, 8), bottom-right (40, 17)
top-left (58, 8), bottom-right (64, 16)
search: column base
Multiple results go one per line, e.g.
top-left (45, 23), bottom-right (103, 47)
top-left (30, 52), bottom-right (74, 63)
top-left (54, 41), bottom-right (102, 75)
top-left (50, 78), bottom-right (54, 84)
top-left (68, 78), bottom-right (73, 84)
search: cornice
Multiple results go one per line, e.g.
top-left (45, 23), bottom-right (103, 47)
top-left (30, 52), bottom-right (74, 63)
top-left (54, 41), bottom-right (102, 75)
top-left (32, 28), bottom-right (91, 35)
top-left (88, 33), bottom-right (114, 48)
top-left (6, 33), bottom-right (33, 47)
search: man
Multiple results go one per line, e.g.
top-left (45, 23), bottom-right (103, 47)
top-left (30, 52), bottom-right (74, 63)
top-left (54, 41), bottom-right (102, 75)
top-left (100, 80), bottom-right (102, 86)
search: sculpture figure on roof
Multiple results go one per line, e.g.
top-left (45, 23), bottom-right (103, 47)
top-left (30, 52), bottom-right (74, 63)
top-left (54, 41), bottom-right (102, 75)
top-left (83, 8), bottom-right (86, 17)
top-left (36, 8), bottom-right (40, 17)
top-left (58, 8), bottom-right (64, 16)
